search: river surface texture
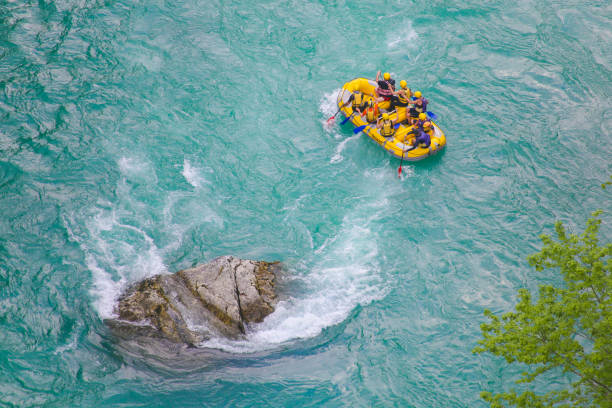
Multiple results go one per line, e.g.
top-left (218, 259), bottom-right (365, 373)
top-left (1, 1), bottom-right (611, 407)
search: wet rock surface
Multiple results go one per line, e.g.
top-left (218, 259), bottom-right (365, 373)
top-left (106, 256), bottom-right (279, 345)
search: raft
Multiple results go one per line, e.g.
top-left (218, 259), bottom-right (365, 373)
top-left (336, 78), bottom-right (446, 161)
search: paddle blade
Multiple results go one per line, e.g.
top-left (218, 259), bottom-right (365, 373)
top-left (326, 115), bottom-right (336, 124)
top-left (426, 111), bottom-right (438, 120)
top-left (398, 165), bottom-right (402, 177)
top-left (353, 125), bottom-right (367, 134)
top-left (340, 113), bottom-right (352, 125)
top-left (394, 123), bottom-right (400, 129)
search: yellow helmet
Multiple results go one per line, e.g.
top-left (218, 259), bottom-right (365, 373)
top-left (419, 113), bottom-right (427, 121)
top-left (400, 80), bottom-right (407, 89)
top-left (382, 113), bottom-right (389, 120)
top-left (383, 72), bottom-right (390, 80)
top-left (414, 91), bottom-right (422, 98)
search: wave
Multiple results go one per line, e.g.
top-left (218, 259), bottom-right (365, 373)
top-left (76, 152), bottom-right (390, 349)
top-left (200, 198), bottom-right (390, 353)
top-left (330, 132), bottom-right (362, 164)
top-left (86, 209), bottom-right (168, 320)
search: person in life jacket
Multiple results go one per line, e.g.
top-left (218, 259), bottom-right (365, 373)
top-left (418, 112), bottom-right (428, 127)
top-left (408, 91), bottom-right (427, 120)
top-left (414, 127), bottom-right (431, 148)
top-left (405, 125), bottom-right (432, 152)
top-left (361, 99), bottom-right (379, 123)
top-left (375, 71), bottom-right (395, 111)
top-left (408, 91), bottom-right (421, 120)
top-left (412, 90), bottom-right (428, 115)
top-left (422, 120), bottom-right (434, 137)
top-left (377, 112), bottom-right (395, 138)
top-left (346, 90), bottom-right (365, 116)
top-left (410, 112), bottom-right (428, 127)
top-left (392, 80), bottom-right (411, 123)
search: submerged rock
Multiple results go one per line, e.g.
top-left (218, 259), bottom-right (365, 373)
top-left (107, 256), bottom-right (279, 345)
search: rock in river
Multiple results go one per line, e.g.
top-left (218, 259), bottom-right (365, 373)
top-left (107, 256), bottom-right (279, 345)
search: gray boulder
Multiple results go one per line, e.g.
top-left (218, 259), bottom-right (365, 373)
top-left (108, 256), bottom-right (279, 345)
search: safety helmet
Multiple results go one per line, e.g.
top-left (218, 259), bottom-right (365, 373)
top-left (419, 113), bottom-right (427, 121)
top-left (383, 72), bottom-right (390, 80)
top-left (400, 80), bottom-right (407, 89)
top-left (414, 91), bottom-right (422, 98)
top-left (382, 113), bottom-right (389, 120)
top-left (423, 121), bottom-right (431, 128)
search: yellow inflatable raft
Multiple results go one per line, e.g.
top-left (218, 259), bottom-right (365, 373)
top-left (336, 78), bottom-right (446, 161)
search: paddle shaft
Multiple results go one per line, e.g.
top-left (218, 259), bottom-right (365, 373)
top-left (340, 111), bottom-right (355, 125)
top-left (327, 106), bottom-right (342, 122)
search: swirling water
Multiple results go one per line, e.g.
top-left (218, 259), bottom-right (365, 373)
top-left (0, 0), bottom-right (611, 406)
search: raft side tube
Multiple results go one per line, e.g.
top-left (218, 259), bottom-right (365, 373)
top-left (335, 77), bottom-right (447, 161)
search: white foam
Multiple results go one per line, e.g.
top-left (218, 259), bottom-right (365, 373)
top-left (85, 154), bottom-right (229, 319)
top-left (199, 164), bottom-right (405, 353)
top-left (85, 150), bottom-right (392, 349)
top-left (200, 210), bottom-right (388, 353)
top-left (319, 88), bottom-right (344, 131)
top-left (117, 156), bottom-right (158, 184)
top-left (386, 21), bottom-right (418, 51)
top-left (118, 156), bottom-right (141, 174)
top-left (181, 159), bottom-right (209, 188)
top-left (330, 132), bottom-right (361, 164)
top-left (86, 208), bottom-right (168, 319)
top-left (319, 88), bottom-right (341, 117)
top-left (88, 255), bottom-right (125, 319)
top-left (87, 155), bottom-right (169, 318)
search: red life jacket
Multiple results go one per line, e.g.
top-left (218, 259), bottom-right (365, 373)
top-left (363, 104), bottom-right (379, 123)
top-left (376, 80), bottom-right (394, 100)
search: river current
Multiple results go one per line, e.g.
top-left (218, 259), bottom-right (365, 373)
top-left (1, 1), bottom-right (610, 407)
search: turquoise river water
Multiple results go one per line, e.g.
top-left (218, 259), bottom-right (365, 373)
top-left (1, 0), bottom-right (611, 407)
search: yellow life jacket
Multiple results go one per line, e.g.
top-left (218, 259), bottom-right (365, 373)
top-left (380, 119), bottom-right (394, 137)
top-left (397, 92), bottom-right (409, 106)
top-left (352, 92), bottom-right (363, 110)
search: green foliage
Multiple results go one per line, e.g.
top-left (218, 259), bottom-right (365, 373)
top-left (474, 211), bottom-right (612, 407)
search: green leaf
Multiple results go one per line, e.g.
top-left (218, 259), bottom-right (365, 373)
top-left (475, 211), bottom-right (611, 407)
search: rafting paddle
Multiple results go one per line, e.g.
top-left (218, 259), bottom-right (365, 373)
top-left (327, 101), bottom-right (349, 124)
top-left (426, 111), bottom-right (438, 120)
top-left (398, 148), bottom-right (406, 177)
top-left (340, 112), bottom-right (354, 125)
top-left (353, 124), bottom-right (367, 134)
top-left (326, 107), bottom-right (342, 124)
top-left (354, 121), bottom-right (399, 134)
